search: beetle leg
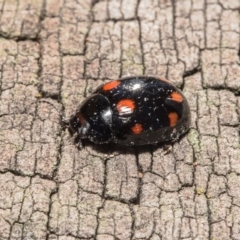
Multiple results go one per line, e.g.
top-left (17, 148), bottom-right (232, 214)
top-left (163, 144), bottom-right (172, 155)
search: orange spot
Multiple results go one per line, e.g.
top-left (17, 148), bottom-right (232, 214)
top-left (103, 80), bottom-right (121, 91)
top-left (131, 123), bottom-right (143, 134)
top-left (77, 113), bottom-right (86, 124)
top-left (168, 112), bottom-right (178, 127)
top-left (116, 99), bottom-right (135, 114)
top-left (170, 92), bottom-right (183, 102)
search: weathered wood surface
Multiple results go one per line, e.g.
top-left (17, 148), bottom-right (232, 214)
top-left (0, 0), bottom-right (240, 239)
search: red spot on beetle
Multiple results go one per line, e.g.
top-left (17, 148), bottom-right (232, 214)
top-left (170, 92), bottom-right (183, 102)
top-left (116, 99), bottom-right (135, 115)
top-left (103, 80), bottom-right (121, 91)
top-left (168, 112), bottom-right (178, 127)
top-left (131, 123), bottom-right (143, 134)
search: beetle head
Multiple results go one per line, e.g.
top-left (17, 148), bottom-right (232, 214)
top-left (69, 114), bottom-right (90, 139)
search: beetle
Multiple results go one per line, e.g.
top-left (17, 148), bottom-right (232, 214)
top-left (69, 76), bottom-right (191, 146)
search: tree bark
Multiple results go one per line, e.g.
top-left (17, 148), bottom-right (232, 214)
top-left (0, 0), bottom-right (240, 239)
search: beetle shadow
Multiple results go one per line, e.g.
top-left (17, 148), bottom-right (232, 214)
top-left (70, 126), bottom-right (190, 155)
top-left (80, 139), bottom-right (141, 155)
top-left (76, 137), bottom-right (170, 155)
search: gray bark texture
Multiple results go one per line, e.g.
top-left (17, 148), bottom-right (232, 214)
top-left (0, 0), bottom-right (240, 239)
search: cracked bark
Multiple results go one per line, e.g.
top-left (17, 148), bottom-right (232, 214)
top-left (0, 0), bottom-right (240, 239)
